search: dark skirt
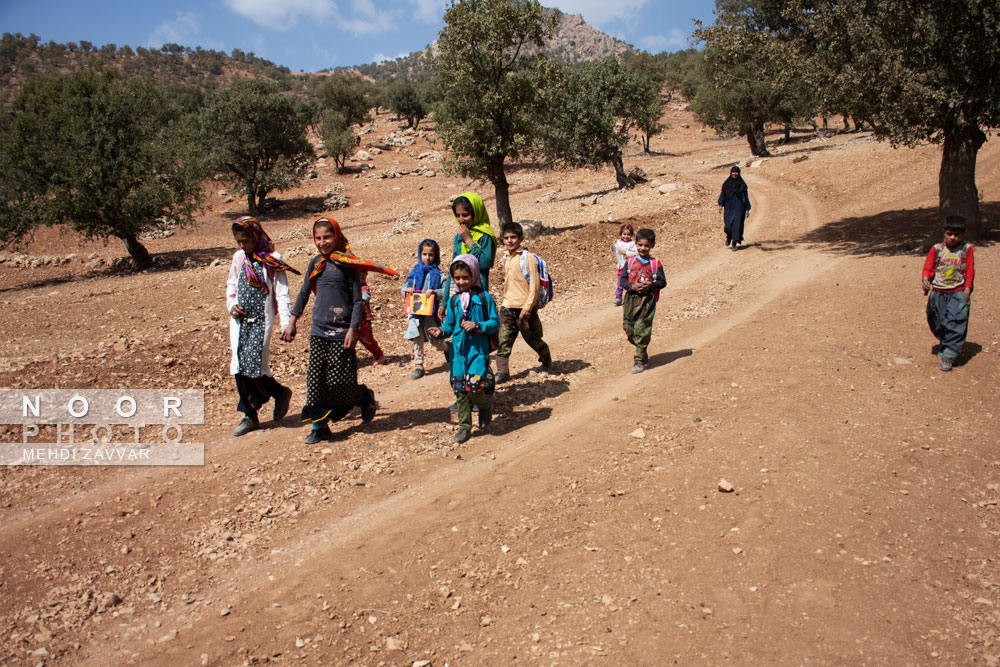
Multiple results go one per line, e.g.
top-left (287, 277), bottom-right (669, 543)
top-left (303, 336), bottom-right (363, 423)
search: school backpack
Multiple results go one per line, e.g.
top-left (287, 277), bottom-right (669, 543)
top-left (626, 256), bottom-right (662, 302)
top-left (504, 249), bottom-right (554, 309)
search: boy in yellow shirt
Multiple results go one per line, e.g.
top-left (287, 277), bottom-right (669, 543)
top-left (496, 222), bottom-right (553, 383)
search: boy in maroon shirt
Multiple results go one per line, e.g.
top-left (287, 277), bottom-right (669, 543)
top-left (922, 216), bottom-right (974, 371)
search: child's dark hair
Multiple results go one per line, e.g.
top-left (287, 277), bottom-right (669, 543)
top-left (501, 221), bottom-right (523, 238)
top-left (636, 228), bottom-right (656, 244)
top-left (450, 261), bottom-right (472, 277)
top-left (313, 218), bottom-right (335, 234)
top-left (619, 223), bottom-right (634, 235)
top-left (944, 215), bottom-right (967, 232)
top-left (419, 240), bottom-right (439, 263)
top-left (231, 223), bottom-right (252, 237)
top-left (452, 196), bottom-right (472, 215)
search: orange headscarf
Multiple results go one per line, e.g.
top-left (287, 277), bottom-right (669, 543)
top-left (233, 216), bottom-right (300, 294)
top-left (308, 217), bottom-right (398, 293)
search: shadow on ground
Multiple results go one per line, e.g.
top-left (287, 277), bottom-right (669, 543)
top-left (799, 202), bottom-right (999, 256)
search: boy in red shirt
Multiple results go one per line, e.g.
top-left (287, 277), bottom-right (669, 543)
top-left (922, 216), bottom-right (974, 372)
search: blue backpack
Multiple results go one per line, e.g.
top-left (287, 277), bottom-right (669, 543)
top-left (505, 249), bottom-right (554, 309)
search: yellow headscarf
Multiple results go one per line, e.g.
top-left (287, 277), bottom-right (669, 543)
top-left (452, 192), bottom-right (497, 254)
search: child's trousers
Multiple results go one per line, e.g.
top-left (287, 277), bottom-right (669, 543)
top-left (623, 293), bottom-right (657, 364)
top-left (455, 391), bottom-right (490, 431)
top-left (235, 373), bottom-right (286, 419)
top-left (412, 335), bottom-right (449, 366)
top-left (927, 290), bottom-right (970, 361)
top-left (497, 307), bottom-right (551, 365)
top-left (357, 319), bottom-right (383, 360)
top-left (614, 269), bottom-right (624, 302)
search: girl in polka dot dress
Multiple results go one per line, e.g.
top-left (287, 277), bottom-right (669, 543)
top-left (227, 217), bottom-right (298, 437)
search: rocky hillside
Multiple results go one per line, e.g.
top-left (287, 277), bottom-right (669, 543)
top-left (346, 8), bottom-right (633, 80)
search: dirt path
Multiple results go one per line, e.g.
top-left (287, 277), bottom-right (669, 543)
top-left (4, 120), bottom-right (999, 666)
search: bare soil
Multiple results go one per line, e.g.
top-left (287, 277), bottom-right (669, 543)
top-left (1, 106), bottom-right (999, 666)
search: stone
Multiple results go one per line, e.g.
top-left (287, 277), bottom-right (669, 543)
top-left (518, 219), bottom-right (544, 239)
top-left (793, 155), bottom-right (809, 163)
top-left (893, 357), bottom-right (912, 365)
top-left (354, 150), bottom-right (373, 161)
top-left (413, 661), bottom-right (432, 667)
top-left (629, 428), bottom-right (645, 439)
top-left (305, 170), bottom-right (319, 179)
top-left (627, 166), bottom-right (647, 183)
top-left (750, 159), bottom-right (764, 168)
top-left (424, 170), bottom-right (436, 177)
top-left (479, 616), bottom-right (492, 627)
top-left (718, 479), bottom-right (735, 493)
top-left (295, 637), bottom-right (305, 648)
top-left (536, 191), bottom-right (559, 203)
top-left (658, 183), bottom-right (680, 194)
top-left (210, 259), bottom-right (222, 267)
top-left (385, 636), bottom-right (405, 651)
top-left (97, 592), bottom-right (122, 611)
top-left (220, 607), bottom-right (230, 616)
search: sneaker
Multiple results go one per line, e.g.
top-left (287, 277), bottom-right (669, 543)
top-left (494, 371), bottom-right (508, 384)
top-left (453, 428), bottom-right (470, 444)
top-left (940, 357), bottom-right (954, 372)
top-left (725, 239), bottom-right (731, 247)
top-left (361, 387), bottom-right (377, 423)
top-left (372, 356), bottom-right (385, 366)
top-left (538, 362), bottom-right (552, 376)
top-left (478, 405), bottom-right (492, 428)
top-left (613, 298), bottom-right (622, 306)
top-left (731, 243), bottom-right (738, 252)
top-left (233, 416), bottom-right (258, 436)
top-left (273, 386), bottom-right (292, 422)
top-left (304, 425), bottom-right (332, 444)
top-left (631, 361), bottom-right (645, 374)
top-left (411, 367), bottom-right (425, 380)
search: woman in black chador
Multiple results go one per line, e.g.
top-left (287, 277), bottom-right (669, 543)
top-left (718, 165), bottom-right (751, 250)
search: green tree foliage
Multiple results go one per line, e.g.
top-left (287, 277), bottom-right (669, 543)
top-left (658, 48), bottom-right (705, 101)
top-left (319, 110), bottom-right (358, 173)
top-left (315, 73), bottom-right (375, 127)
top-left (0, 67), bottom-right (206, 267)
top-left (692, 0), bottom-right (814, 158)
top-left (541, 57), bottom-right (658, 188)
top-left (386, 78), bottom-right (429, 128)
top-left (433, 0), bottom-right (558, 225)
top-left (200, 79), bottom-right (314, 216)
top-left (786, 0), bottom-right (1000, 239)
top-left (622, 54), bottom-right (669, 153)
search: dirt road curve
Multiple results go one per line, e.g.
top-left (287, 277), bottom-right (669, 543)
top-left (2, 116), bottom-right (998, 666)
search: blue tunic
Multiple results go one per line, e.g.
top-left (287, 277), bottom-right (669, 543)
top-left (436, 289), bottom-right (500, 380)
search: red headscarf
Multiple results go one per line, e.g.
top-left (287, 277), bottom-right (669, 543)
top-left (233, 216), bottom-right (301, 294)
top-left (308, 217), bottom-right (398, 293)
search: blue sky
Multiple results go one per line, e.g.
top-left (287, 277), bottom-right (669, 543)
top-left (0, 0), bottom-right (716, 73)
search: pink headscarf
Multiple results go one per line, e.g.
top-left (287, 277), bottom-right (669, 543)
top-left (450, 253), bottom-right (480, 315)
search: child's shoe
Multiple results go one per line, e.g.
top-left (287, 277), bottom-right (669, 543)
top-left (631, 361), bottom-right (645, 374)
top-left (372, 356), bottom-right (386, 366)
top-left (233, 416), bottom-right (258, 436)
top-left (538, 361), bottom-right (553, 376)
top-left (940, 357), bottom-right (954, 372)
top-left (613, 298), bottom-right (622, 306)
top-left (478, 405), bottom-right (492, 428)
top-left (273, 386), bottom-right (292, 422)
top-left (361, 387), bottom-right (377, 423)
top-left (304, 425), bottom-right (332, 444)
top-left (411, 367), bottom-right (425, 380)
top-left (453, 428), bottom-right (470, 444)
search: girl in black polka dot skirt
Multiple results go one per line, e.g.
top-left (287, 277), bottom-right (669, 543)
top-left (282, 218), bottom-right (398, 444)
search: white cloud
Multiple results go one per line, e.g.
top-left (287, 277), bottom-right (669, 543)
top-left (546, 0), bottom-right (647, 28)
top-left (147, 13), bottom-right (200, 47)
top-left (408, 0), bottom-right (446, 23)
top-left (637, 28), bottom-right (688, 53)
top-left (223, 0), bottom-right (337, 30)
top-left (336, 0), bottom-right (401, 36)
top-left (371, 50), bottom-right (411, 63)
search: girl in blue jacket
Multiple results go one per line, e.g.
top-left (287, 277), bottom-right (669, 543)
top-left (427, 254), bottom-right (500, 444)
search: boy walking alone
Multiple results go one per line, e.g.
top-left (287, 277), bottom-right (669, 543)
top-left (922, 215), bottom-right (974, 371)
top-left (620, 228), bottom-right (666, 374)
top-left (496, 222), bottom-right (553, 382)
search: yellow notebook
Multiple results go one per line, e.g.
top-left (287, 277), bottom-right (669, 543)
top-left (405, 291), bottom-right (436, 316)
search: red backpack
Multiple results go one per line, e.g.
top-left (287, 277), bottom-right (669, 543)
top-left (626, 256), bottom-right (662, 302)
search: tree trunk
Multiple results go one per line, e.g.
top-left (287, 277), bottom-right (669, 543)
top-left (642, 133), bottom-right (651, 153)
top-left (842, 114), bottom-right (850, 131)
top-left (486, 157), bottom-right (513, 226)
top-left (122, 233), bottom-right (152, 269)
top-left (784, 124), bottom-right (791, 142)
top-left (255, 188), bottom-right (267, 214)
top-left (939, 125), bottom-right (987, 240)
top-left (611, 152), bottom-right (630, 189)
top-left (247, 192), bottom-right (258, 216)
top-left (746, 121), bottom-right (770, 157)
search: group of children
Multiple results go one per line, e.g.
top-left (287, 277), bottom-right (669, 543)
top-left (227, 192), bottom-right (555, 444)
top-left (226, 187), bottom-right (976, 443)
